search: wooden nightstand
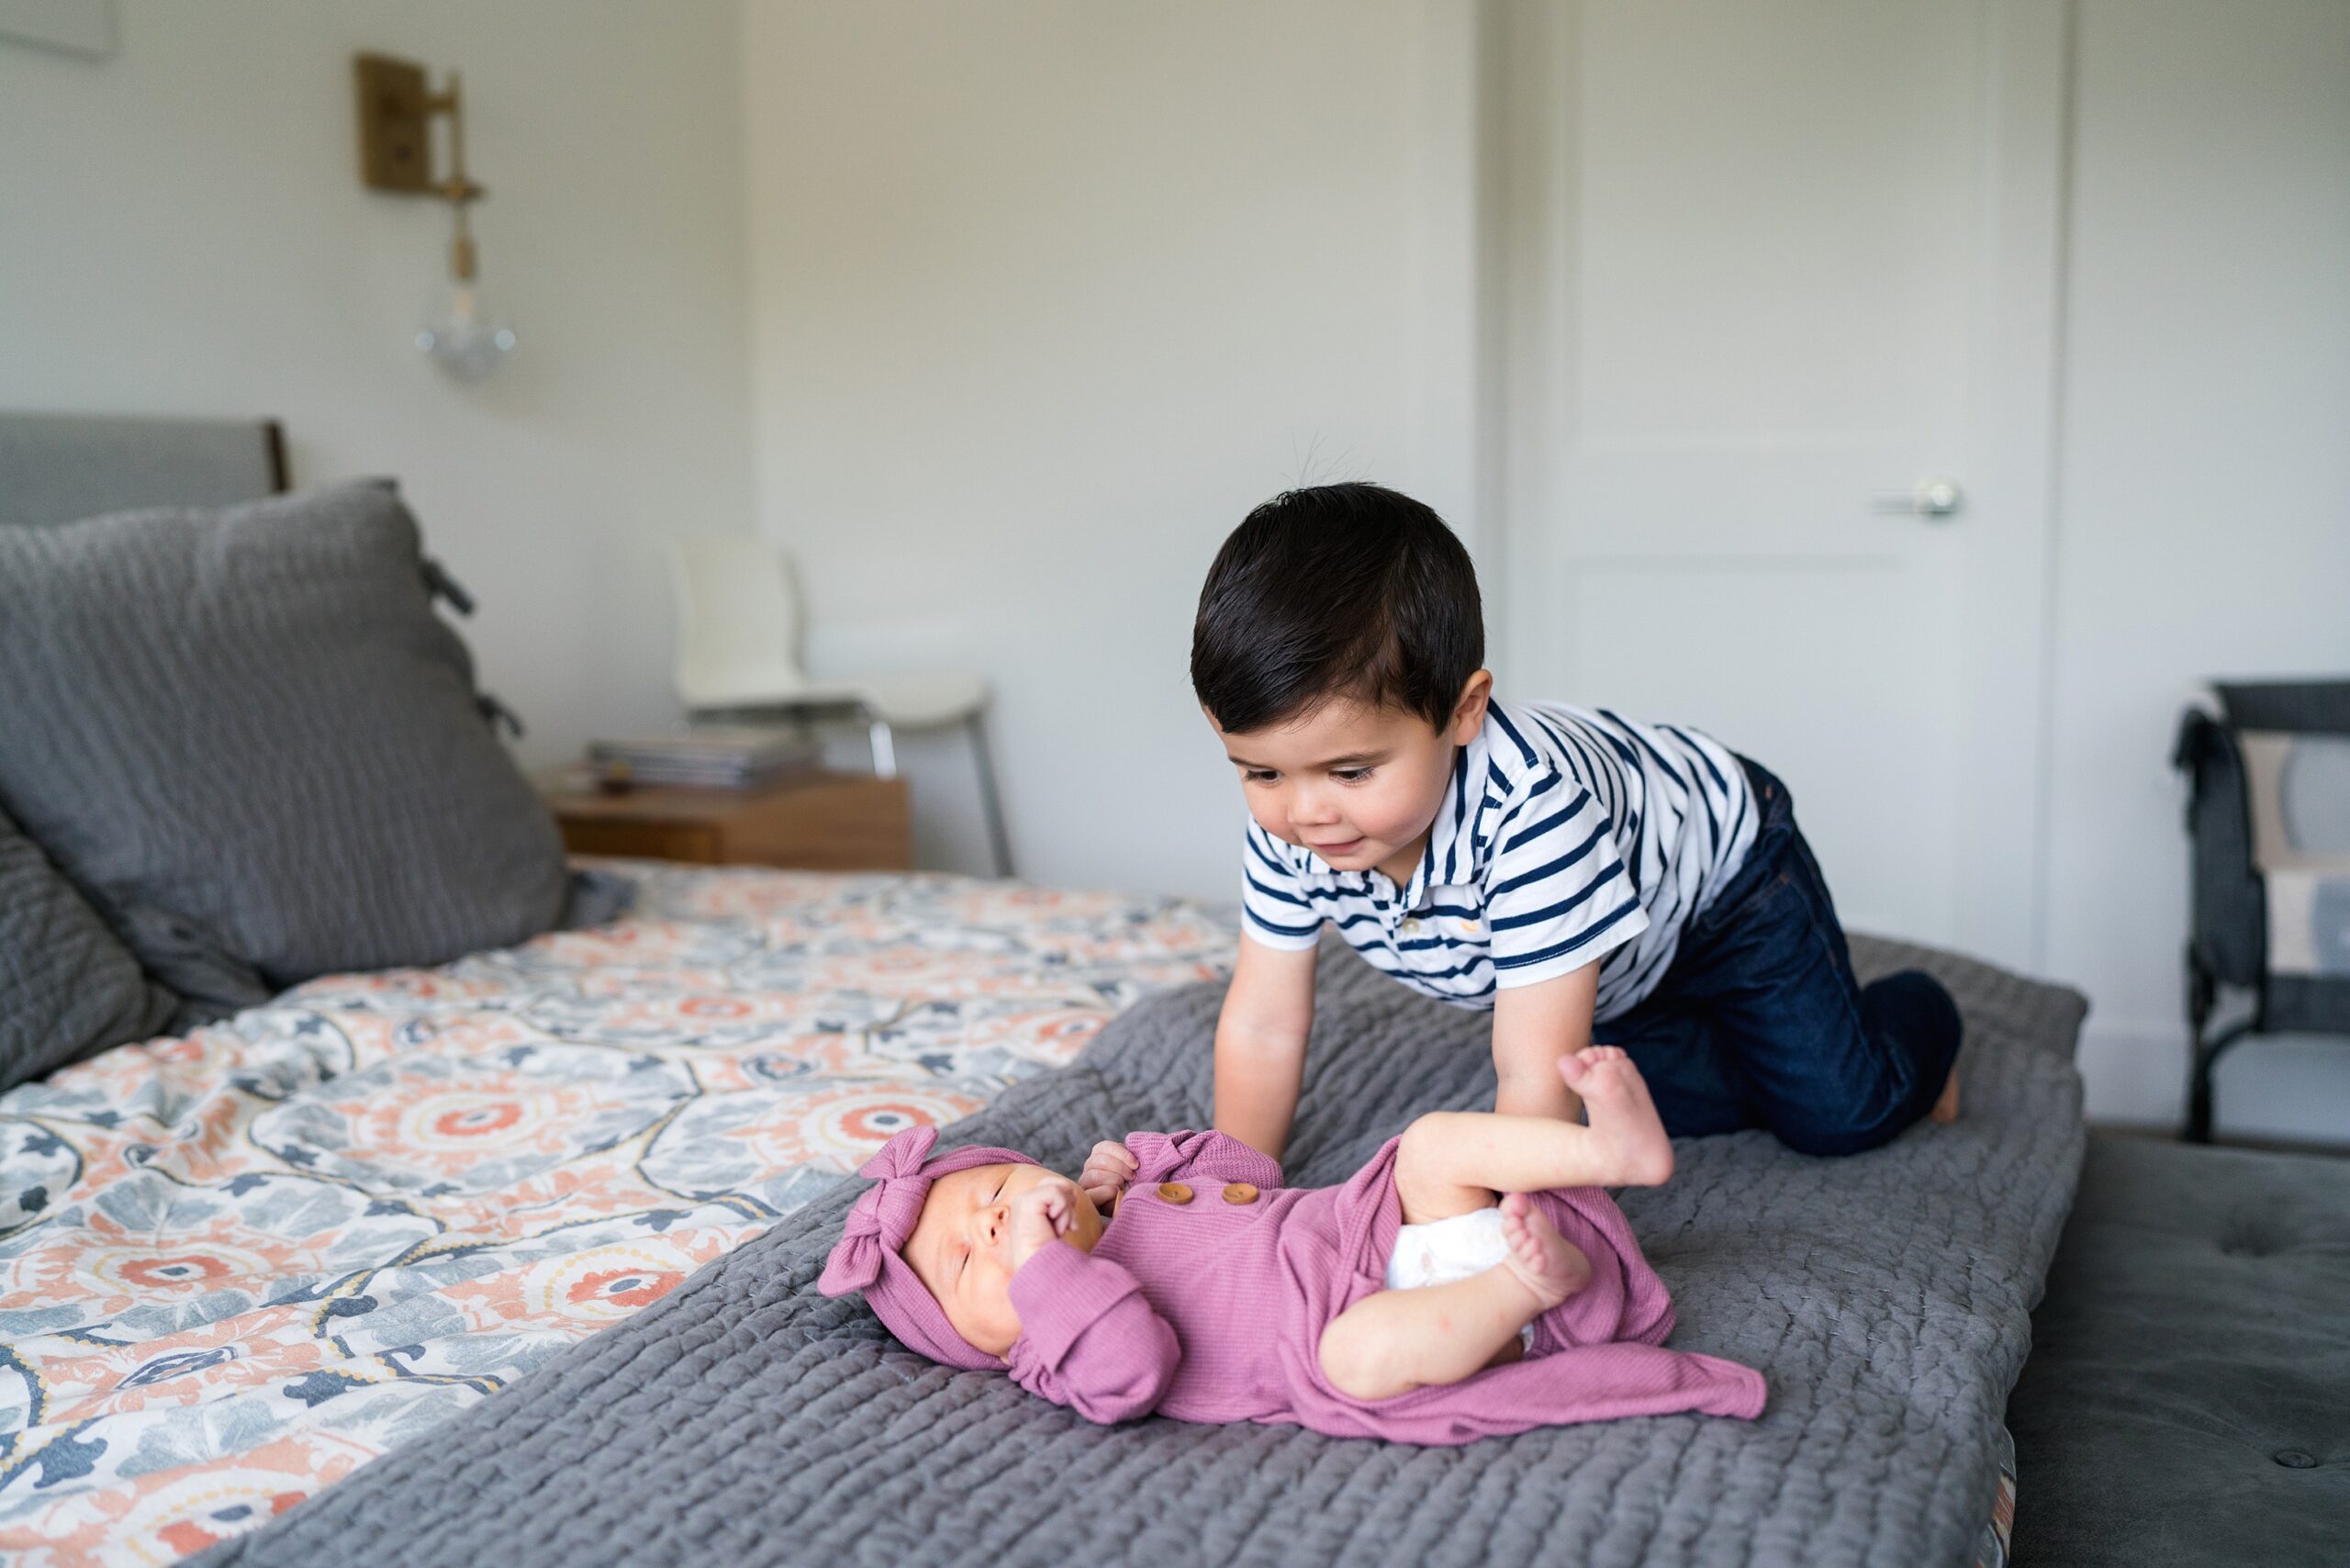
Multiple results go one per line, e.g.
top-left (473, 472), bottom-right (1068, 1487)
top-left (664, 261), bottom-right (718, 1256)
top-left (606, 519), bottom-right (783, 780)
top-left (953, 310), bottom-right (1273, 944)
top-left (543, 772), bottom-right (912, 871)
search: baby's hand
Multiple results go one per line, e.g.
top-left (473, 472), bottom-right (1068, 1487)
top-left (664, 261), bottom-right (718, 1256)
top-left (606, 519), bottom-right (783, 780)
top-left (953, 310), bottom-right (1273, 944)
top-left (1007, 1176), bottom-right (1080, 1271)
top-left (1079, 1139), bottom-right (1137, 1209)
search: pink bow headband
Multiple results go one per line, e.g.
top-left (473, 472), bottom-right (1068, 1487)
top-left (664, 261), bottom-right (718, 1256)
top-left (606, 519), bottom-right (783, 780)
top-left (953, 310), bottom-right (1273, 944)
top-left (817, 1125), bottom-right (1038, 1370)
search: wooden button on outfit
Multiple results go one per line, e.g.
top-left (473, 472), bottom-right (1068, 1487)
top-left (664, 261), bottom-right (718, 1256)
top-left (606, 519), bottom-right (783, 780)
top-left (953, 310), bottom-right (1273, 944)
top-left (1156, 1182), bottom-right (1194, 1205)
top-left (1222, 1182), bottom-right (1259, 1204)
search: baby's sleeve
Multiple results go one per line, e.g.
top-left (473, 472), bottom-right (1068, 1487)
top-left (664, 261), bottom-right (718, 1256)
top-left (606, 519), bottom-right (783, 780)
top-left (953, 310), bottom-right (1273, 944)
top-left (1124, 1129), bottom-right (1283, 1191)
top-left (1484, 765), bottom-right (1651, 990)
top-left (1005, 1243), bottom-right (1177, 1425)
top-left (1239, 821), bottom-right (1322, 950)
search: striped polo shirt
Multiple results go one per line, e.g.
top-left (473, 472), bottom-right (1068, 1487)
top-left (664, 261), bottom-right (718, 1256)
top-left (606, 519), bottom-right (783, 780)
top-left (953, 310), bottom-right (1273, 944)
top-left (1238, 699), bottom-right (1759, 1020)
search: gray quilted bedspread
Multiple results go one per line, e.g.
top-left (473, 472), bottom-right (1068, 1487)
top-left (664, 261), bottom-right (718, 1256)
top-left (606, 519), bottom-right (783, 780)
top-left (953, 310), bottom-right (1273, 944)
top-left (196, 936), bottom-right (2086, 1568)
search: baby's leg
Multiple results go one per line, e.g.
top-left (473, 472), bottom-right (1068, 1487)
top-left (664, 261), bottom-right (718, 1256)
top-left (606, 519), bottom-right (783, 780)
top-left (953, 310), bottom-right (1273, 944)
top-left (1393, 1047), bottom-right (1673, 1225)
top-left (1318, 1194), bottom-right (1592, 1401)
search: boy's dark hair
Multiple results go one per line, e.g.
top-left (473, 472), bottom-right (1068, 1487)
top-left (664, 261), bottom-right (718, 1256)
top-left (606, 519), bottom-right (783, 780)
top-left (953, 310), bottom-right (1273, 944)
top-left (1191, 482), bottom-right (1484, 734)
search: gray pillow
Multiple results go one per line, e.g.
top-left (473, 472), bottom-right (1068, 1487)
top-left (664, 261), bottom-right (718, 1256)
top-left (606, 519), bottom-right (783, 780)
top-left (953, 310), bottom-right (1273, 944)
top-left (0, 803), bottom-right (176, 1089)
top-left (0, 482), bottom-right (571, 1013)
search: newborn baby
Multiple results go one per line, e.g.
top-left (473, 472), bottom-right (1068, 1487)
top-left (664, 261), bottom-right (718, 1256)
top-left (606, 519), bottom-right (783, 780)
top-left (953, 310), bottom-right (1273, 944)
top-left (820, 1048), bottom-right (1764, 1444)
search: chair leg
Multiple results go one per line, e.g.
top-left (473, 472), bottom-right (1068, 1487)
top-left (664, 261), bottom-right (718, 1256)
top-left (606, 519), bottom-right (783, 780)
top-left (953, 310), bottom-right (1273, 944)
top-left (967, 710), bottom-right (1014, 879)
top-left (2185, 1016), bottom-right (2255, 1143)
top-left (2186, 1035), bottom-right (2217, 1144)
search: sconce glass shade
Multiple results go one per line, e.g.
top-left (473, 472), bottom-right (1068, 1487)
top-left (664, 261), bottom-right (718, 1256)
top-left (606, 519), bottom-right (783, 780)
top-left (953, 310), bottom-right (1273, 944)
top-left (417, 282), bottom-right (516, 382)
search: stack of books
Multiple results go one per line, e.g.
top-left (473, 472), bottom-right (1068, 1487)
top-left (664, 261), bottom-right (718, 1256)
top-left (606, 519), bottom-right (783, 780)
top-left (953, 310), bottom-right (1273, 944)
top-left (585, 728), bottom-right (822, 790)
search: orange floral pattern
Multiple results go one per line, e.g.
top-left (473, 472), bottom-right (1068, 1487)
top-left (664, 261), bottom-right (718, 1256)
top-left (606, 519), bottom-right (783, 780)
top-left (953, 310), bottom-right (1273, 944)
top-left (0, 863), bottom-right (1233, 1565)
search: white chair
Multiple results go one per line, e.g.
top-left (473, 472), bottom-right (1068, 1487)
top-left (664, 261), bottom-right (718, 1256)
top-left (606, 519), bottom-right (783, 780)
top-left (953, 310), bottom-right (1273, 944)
top-left (667, 534), bottom-right (1013, 876)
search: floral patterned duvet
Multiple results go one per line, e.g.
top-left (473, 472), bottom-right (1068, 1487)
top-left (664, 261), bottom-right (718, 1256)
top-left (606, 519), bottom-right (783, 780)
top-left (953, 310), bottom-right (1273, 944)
top-left (0, 864), bottom-right (1235, 1565)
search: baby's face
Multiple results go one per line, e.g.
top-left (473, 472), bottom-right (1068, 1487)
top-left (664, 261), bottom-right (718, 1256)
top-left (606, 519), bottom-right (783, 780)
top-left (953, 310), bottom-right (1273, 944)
top-left (904, 1163), bottom-right (1103, 1357)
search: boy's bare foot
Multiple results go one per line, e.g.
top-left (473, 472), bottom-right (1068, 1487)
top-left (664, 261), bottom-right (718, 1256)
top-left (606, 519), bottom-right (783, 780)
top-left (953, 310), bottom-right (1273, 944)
top-left (1558, 1047), bottom-right (1675, 1185)
top-left (1930, 1063), bottom-right (1961, 1124)
top-left (1494, 1192), bottom-right (1593, 1310)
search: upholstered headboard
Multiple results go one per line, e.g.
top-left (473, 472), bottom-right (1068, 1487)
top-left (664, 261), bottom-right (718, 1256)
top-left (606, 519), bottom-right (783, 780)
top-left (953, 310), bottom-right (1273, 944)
top-left (0, 411), bottom-right (286, 528)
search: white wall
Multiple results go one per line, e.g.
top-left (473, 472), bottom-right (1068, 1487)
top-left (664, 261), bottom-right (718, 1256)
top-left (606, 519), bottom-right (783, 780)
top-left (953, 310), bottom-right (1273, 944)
top-left (0, 0), bottom-right (755, 770)
top-left (2043, 0), bottom-right (2350, 1138)
top-left (740, 0), bottom-right (1458, 890)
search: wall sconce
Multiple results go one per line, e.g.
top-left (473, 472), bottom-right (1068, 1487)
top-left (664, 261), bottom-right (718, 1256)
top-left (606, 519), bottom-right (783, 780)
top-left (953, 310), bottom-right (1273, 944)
top-left (353, 52), bottom-right (517, 381)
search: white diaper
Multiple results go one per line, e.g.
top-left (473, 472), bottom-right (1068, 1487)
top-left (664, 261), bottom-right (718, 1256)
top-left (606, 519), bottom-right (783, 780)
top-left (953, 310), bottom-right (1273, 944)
top-left (1382, 1205), bottom-right (1511, 1291)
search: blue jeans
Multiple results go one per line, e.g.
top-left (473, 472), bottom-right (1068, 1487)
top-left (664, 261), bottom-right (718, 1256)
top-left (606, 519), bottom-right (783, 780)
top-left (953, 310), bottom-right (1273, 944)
top-left (1599, 758), bottom-right (1962, 1156)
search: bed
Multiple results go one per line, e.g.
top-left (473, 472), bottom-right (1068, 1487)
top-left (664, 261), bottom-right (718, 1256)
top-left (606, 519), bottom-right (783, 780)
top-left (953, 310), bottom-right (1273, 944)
top-left (2, 876), bottom-right (2068, 1568)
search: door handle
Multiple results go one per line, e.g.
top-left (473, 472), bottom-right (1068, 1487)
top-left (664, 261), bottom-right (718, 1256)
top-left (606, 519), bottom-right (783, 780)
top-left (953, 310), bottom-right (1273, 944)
top-left (1871, 477), bottom-right (1964, 520)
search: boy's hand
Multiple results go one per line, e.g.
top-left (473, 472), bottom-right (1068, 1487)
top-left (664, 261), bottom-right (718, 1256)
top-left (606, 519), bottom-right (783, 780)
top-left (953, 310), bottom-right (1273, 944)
top-left (1007, 1176), bottom-right (1080, 1271)
top-left (1079, 1139), bottom-right (1137, 1208)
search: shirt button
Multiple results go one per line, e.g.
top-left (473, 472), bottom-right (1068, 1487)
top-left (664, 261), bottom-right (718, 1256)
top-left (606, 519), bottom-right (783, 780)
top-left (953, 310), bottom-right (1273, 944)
top-left (1401, 918), bottom-right (1421, 934)
top-left (1221, 1182), bottom-right (1259, 1204)
top-left (1156, 1182), bottom-right (1194, 1205)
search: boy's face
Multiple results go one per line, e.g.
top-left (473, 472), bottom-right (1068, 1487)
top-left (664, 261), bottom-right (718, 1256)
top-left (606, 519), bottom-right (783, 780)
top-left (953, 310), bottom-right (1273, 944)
top-left (904, 1163), bottom-right (1104, 1358)
top-left (1212, 673), bottom-right (1491, 886)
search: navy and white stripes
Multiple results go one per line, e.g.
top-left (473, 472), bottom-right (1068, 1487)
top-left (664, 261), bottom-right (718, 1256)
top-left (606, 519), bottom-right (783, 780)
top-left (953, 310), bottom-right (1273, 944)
top-left (1238, 699), bottom-right (1758, 1020)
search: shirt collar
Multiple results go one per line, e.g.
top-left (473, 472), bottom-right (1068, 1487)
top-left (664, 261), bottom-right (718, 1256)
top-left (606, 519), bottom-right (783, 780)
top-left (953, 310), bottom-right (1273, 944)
top-left (1420, 723), bottom-right (1494, 894)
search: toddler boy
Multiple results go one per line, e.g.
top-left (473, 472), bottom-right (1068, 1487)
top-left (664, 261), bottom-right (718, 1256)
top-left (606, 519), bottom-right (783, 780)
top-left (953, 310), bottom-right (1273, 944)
top-left (1190, 482), bottom-right (1960, 1159)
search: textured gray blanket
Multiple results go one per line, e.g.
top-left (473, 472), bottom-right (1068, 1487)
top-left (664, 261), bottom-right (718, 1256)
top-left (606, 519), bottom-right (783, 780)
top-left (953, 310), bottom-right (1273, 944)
top-left (196, 937), bottom-right (2085, 1568)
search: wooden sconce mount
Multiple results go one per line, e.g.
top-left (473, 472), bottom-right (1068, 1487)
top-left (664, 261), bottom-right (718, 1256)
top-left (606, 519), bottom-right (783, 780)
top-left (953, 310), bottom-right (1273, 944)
top-left (353, 52), bottom-right (487, 278)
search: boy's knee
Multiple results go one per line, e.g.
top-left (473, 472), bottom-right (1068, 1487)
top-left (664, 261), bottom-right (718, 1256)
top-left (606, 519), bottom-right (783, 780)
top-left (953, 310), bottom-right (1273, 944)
top-left (1776, 973), bottom-right (1963, 1159)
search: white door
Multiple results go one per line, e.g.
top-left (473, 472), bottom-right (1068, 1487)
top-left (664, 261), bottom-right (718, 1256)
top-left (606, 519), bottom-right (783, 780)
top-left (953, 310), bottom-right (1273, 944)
top-left (1492, 0), bottom-right (2070, 963)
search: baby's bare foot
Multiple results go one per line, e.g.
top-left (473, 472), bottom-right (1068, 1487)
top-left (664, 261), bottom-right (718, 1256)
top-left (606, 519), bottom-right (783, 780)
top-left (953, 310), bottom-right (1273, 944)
top-left (1495, 1192), bottom-right (1592, 1310)
top-left (1559, 1047), bottom-right (1675, 1185)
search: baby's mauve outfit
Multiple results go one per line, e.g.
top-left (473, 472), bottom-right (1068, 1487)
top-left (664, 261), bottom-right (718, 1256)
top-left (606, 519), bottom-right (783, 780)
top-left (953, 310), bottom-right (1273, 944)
top-left (1006, 1129), bottom-right (1765, 1443)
